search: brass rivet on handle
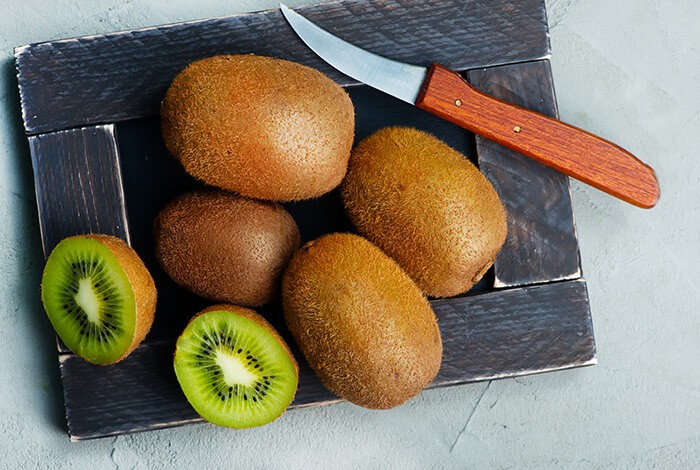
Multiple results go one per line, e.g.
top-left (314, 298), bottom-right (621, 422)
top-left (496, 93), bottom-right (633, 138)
top-left (513, 126), bottom-right (521, 133)
top-left (454, 99), bottom-right (462, 106)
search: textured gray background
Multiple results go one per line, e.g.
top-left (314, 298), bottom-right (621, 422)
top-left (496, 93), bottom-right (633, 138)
top-left (1, 0), bottom-right (698, 468)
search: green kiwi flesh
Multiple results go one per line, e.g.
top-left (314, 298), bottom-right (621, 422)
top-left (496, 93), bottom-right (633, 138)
top-left (41, 236), bottom-right (145, 365)
top-left (174, 305), bottom-right (298, 428)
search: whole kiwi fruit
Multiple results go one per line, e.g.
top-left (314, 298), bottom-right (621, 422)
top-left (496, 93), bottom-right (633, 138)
top-left (341, 127), bottom-right (507, 298)
top-left (174, 304), bottom-right (298, 428)
top-left (41, 234), bottom-right (157, 365)
top-left (161, 54), bottom-right (355, 201)
top-left (282, 233), bottom-right (442, 409)
top-left (153, 189), bottom-right (300, 307)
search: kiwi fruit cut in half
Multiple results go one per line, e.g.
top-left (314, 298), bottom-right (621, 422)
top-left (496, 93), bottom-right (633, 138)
top-left (174, 305), bottom-right (298, 428)
top-left (341, 126), bottom-right (508, 298)
top-left (41, 234), bottom-right (157, 365)
top-left (161, 54), bottom-right (355, 201)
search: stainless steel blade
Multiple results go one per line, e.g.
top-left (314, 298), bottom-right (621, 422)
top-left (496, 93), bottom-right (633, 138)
top-left (280, 4), bottom-right (427, 104)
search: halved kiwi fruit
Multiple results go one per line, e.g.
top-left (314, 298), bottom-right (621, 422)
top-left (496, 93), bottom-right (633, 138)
top-left (174, 305), bottom-right (298, 428)
top-left (41, 234), bottom-right (157, 365)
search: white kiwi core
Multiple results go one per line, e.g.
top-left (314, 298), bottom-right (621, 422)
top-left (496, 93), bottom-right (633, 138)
top-left (215, 349), bottom-right (257, 387)
top-left (75, 278), bottom-right (101, 324)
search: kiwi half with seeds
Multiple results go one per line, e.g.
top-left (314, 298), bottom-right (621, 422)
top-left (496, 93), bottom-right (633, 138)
top-left (41, 234), bottom-right (157, 365)
top-left (174, 305), bottom-right (298, 429)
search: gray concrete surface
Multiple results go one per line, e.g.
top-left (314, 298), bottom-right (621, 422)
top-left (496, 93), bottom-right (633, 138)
top-left (0, 0), bottom-right (698, 468)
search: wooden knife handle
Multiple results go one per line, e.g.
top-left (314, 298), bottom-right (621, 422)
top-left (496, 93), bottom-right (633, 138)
top-left (416, 64), bottom-right (660, 208)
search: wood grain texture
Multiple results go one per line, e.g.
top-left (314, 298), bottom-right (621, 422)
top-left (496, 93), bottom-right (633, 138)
top-left (28, 125), bottom-right (129, 256)
top-left (21, 0), bottom-right (595, 441)
top-left (29, 125), bottom-right (130, 354)
top-left (418, 64), bottom-right (659, 208)
top-left (431, 279), bottom-right (595, 384)
top-left (61, 279), bottom-right (595, 440)
top-left (467, 61), bottom-right (582, 287)
top-left (15, 0), bottom-right (551, 134)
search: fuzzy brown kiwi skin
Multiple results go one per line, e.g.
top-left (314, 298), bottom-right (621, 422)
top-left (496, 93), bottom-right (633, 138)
top-left (341, 126), bottom-right (508, 298)
top-left (161, 54), bottom-right (355, 202)
top-left (83, 234), bottom-right (157, 364)
top-left (282, 233), bottom-right (442, 410)
top-left (153, 189), bottom-right (301, 307)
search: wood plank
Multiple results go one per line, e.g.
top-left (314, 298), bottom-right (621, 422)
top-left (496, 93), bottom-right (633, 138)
top-left (28, 125), bottom-right (129, 256)
top-left (431, 279), bottom-right (595, 384)
top-left (468, 61), bottom-right (581, 287)
top-left (61, 279), bottom-right (595, 440)
top-left (29, 125), bottom-right (130, 354)
top-left (15, 0), bottom-right (551, 134)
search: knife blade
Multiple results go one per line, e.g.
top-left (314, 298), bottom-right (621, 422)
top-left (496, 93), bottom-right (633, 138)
top-left (280, 4), bottom-right (660, 209)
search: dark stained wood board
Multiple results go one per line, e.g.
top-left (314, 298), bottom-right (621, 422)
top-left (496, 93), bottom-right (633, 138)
top-left (28, 125), bottom-right (130, 257)
top-left (28, 126), bottom-right (132, 354)
top-left (61, 279), bottom-right (595, 441)
top-left (14, 0), bottom-right (550, 135)
top-left (468, 61), bottom-right (582, 287)
top-left (15, 0), bottom-right (595, 440)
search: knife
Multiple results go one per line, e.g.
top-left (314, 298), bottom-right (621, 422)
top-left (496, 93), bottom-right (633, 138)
top-left (279, 4), bottom-right (660, 209)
